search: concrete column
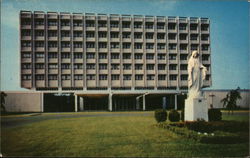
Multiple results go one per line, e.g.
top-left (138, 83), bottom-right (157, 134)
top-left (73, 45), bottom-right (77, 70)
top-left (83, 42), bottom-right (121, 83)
top-left (136, 97), bottom-right (140, 110)
top-left (162, 96), bottom-right (166, 110)
top-left (174, 94), bottom-right (178, 110)
top-left (74, 95), bottom-right (78, 112)
top-left (79, 97), bottom-right (84, 111)
top-left (109, 93), bottom-right (113, 111)
top-left (143, 95), bottom-right (146, 111)
top-left (40, 92), bottom-right (44, 112)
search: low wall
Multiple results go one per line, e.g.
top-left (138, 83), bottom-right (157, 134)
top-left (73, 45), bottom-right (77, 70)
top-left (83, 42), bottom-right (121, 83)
top-left (4, 91), bottom-right (43, 112)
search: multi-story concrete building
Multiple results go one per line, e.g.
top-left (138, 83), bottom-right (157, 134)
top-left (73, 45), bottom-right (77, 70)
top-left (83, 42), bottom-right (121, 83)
top-left (20, 10), bottom-right (211, 112)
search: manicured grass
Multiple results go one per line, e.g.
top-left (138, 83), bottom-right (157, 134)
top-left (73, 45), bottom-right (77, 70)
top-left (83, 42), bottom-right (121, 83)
top-left (1, 112), bottom-right (249, 157)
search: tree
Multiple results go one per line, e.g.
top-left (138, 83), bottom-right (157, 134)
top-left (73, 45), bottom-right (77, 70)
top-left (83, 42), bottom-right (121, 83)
top-left (1, 91), bottom-right (7, 113)
top-left (221, 87), bottom-right (242, 114)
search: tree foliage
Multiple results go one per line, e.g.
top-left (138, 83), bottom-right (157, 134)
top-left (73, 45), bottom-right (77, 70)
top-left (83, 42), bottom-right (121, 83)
top-left (1, 91), bottom-right (7, 113)
top-left (221, 87), bottom-right (241, 114)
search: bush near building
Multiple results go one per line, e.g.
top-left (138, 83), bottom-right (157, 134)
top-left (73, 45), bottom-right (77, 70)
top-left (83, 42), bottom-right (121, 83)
top-left (154, 109), bottom-right (167, 123)
top-left (168, 109), bottom-right (180, 122)
top-left (208, 109), bottom-right (222, 121)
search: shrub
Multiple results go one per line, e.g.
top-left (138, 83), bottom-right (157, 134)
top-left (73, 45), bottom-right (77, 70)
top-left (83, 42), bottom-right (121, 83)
top-left (208, 109), bottom-right (222, 121)
top-left (154, 109), bottom-right (167, 123)
top-left (168, 109), bottom-right (180, 122)
top-left (180, 109), bottom-right (184, 121)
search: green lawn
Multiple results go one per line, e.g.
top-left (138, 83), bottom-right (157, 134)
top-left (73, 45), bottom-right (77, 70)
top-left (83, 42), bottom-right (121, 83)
top-left (1, 112), bottom-right (249, 157)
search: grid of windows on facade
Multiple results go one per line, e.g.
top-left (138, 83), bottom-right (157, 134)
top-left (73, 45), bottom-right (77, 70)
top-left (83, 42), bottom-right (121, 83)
top-left (20, 11), bottom-right (211, 90)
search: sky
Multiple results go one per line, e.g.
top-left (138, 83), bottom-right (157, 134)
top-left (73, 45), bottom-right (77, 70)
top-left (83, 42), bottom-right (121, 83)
top-left (0, 0), bottom-right (249, 91)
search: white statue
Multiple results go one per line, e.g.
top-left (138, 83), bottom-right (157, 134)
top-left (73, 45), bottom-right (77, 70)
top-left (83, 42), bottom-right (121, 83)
top-left (188, 50), bottom-right (207, 99)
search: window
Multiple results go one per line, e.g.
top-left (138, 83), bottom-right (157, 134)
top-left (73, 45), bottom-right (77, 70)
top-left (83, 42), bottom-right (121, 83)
top-left (146, 33), bottom-right (154, 39)
top-left (190, 34), bottom-right (198, 40)
top-left (146, 54), bottom-right (154, 60)
top-left (110, 21), bottom-right (119, 28)
top-left (99, 64), bottom-right (107, 70)
top-left (35, 20), bottom-right (44, 25)
top-left (74, 75), bottom-right (83, 80)
top-left (86, 21), bottom-right (95, 27)
top-left (21, 30), bottom-right (31, 36)
top-left (134, 43), bottom-right (142, 49)
top-left (48, 52), bottom-right (57, 58)
top-left (35, 63), bottom-right (45, 69)
top-left (157, 23), bottom-right (164, 29)
top-left (158, 75), bottom-right (166, 80)
top-left (122, 22), bottom-right (130, 28)
top-left (86, 32), bottom-right (95, 38)
top-left (135, 64), bottom-right (143, 70)
top-left (201, 24), bottom-right (209, 31)
top-left (61, 74), bottom-right (70, 80)
top-left (157, 33), bottom-right (165, 39)
top-left (179, 23), bottom-right (187, 30)
top-left (122, 43), bottom-right (131, 49)
top-left (201, 34), bottom-right (209, 41)
top-left (99, 74), bottom-right (107, 80)
top-left (61, 64), bottom-right (70, 69)
top-left (35, 53), bottom-right (44, 58)
top-left (168, 23), bottom-right (176, 30)
top-left (61, 31), bottom-right (70, 37)
top-left (146, 43), bottom-right (154, 49)
top-left (181, 75), bottom-right (188, 80)
top-left (48, 42), bottom-right (57, 48)
top-left (111, 75), bottom-right (119, 80)
top-left (74, 53), bottom-right (83, 59)
top-left (73, 31), bottom-right (82, 37)
top-left (98, 32), bottom-right (107, 38)
top-left (157, 44), bottom-right (165, 50)
top-left (35, 42), bottom-right (44, 47)
top-left (190, 24), bottom-right (197, 30)
top-left (135, 75), bottom-right (143, 80)
top-left (22, 63), bottom-right (31, 69)
top-left (146, 64), bottom-right (154, 70)
top-left (157, 54), bottom-right (165, 60)
top-left (74, 64), bottom-right (83, 69)
top-left (86, 74), bottom-right (95, 80)
top-left (99, 53), bottom-right (107, 59)
top-left (202, 44), bottom-right (209, 51)
top-left (169, 64), bottom-right (177, 70)
top-left (170, 75), bottom-right (177, 80)
top-left (169, 54), bottom-right (177, 60)
top-left (202, 55), bottom-right (209, 61)
top-left (86, 42), bottom-right (95, 48)
top-left (180, 44), bottom-right (187, 50)
top-left (145, 22), bottom-right (153, 29)
top-left (123, 53), bottom-right (131, 59)
top-left (110, 32), bottom-right (119, 38)
top-left (123, 75), bottom-right (131, 80)
top-left (134, 54), bottom-right (143, 59)
top-left (21, 41), bottom-right (31, 47)
top-left (98, 21), bottom-right (107, 28)
top-left (206, 75), bottom-right (210, 81)
top-left (35, 31), bottom-right (44, 36)
top-left (180, 54), bottom-right (187, 60)
top-left (123, 64), bottom-right (131, 70)
top-left (147, 75), bottom-right (155, 80)
top-left (22, 74), bottom-right (31, 80)
top-left (158, 64), bottom-right (166, 70)
top-left (73, 21), bottom-right (82, 27)
top-left (134, 22), bottom-right (142, 28)
top-left (48, 20), bottom-right (57, 26)
top-left (99, 42), bottom-right (107, 48)
top-left (110, 43), bottom-right (119, 49)
top-left (180, 64), bottom-right (187, 70)
top-left (73, 42), bottom-right (82, 48)
top-left (191, 44), bottom-right (198, 50)
top-left (111, 53), bottom-right (119, 59)
top-left (122, 33), bottom-right (130, 38)
top-left (134, 33), bottom-right (142, 39)
top-left (169, 44), bottom-right (176, 50)
top-left (35, 75), bottom-right (44, 80)
top-left (168, 33), bottom-right (176, 40)
top-left (179, 34), bottom-right (187, 40)
top-left (86, 64), bottom-right (95, 69)
top-left (48, 64), bottom-right (58, 69)
top-left (48, 75), bottom-right (57, 80)
top-left (61, 20), bottom-right (70, 26)
top-left (61, 42), bottom-right (70, 48)
top-left (111, 64), bottom-right (119, 70)
top-left (22, 53), bottom-right (31, 58)
top-left (61, 53), bottom-right (70, 58)
top-left (48, 31), bottom-right (57, 37)
top-left (86, 53), bottom-right (95, 59)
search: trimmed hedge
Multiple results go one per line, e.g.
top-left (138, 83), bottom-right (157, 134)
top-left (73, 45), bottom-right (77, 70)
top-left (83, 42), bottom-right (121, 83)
top-left (208, 109), bottom-right (222, 121)
top-left (154, 109), bottom-right (167, 123)
top-left (168, 109), bottom-right (180, 122)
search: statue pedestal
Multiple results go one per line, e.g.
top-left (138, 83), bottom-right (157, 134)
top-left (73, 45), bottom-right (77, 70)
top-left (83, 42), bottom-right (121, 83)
top-left (184, 97), bottom-right (208, 121)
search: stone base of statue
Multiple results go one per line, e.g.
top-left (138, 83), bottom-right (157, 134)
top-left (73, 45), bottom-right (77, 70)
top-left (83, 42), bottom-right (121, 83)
top-left (184, 97), bottom-right (208, 121)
